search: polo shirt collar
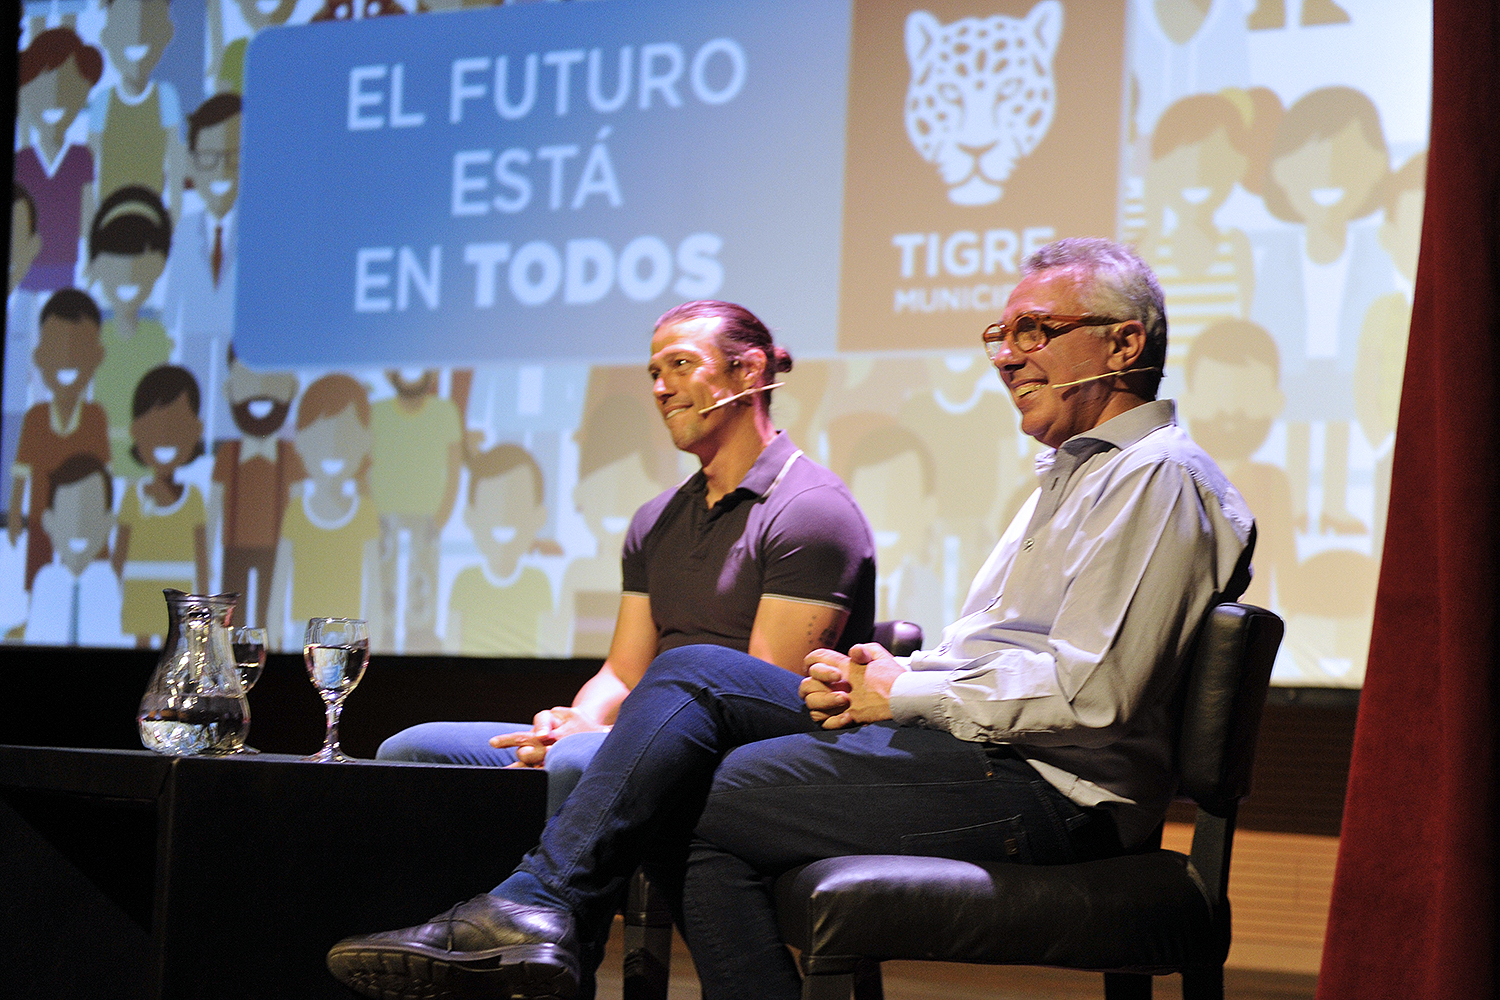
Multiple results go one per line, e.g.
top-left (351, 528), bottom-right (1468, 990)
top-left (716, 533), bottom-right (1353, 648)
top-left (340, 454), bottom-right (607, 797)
top-left (681, 430), bottom-right (797, 503)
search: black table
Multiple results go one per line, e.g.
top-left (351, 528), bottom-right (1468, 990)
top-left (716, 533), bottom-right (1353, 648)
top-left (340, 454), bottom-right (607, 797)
top-left (0, 745), bottom-right (547, 1000)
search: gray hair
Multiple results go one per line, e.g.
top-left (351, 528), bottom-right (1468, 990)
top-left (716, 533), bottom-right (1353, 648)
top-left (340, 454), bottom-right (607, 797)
top-left (1021, 237), bottom-right (1167, 398)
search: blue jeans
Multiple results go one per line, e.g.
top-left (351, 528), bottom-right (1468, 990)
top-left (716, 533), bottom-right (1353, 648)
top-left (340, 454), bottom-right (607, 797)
top-left (495, 645), bottom-right (817, 1000)
top-left (499, 645), bottom-right (1098, 1000)
top-left (508, 645), bottom-right (818, 906)
top-left (376, 722), bottom-right (609, 817)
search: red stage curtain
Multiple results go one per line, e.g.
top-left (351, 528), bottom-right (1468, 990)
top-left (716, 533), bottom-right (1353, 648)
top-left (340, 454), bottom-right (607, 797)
top-left (1316, 2), bottom-right (1499, 997)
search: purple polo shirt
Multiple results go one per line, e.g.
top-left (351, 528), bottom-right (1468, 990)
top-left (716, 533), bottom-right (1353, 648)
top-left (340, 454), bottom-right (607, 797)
top-left (622, 432), bottom-right (876, 655)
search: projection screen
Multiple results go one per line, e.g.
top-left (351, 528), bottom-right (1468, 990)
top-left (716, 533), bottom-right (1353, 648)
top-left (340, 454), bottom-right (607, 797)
top-left (3, 0), bottom-right (1431, 686)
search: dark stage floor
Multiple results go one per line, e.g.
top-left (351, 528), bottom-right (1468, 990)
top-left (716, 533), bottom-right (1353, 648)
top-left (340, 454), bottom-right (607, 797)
top-left (593, 923), bottom-right (1319, 1000)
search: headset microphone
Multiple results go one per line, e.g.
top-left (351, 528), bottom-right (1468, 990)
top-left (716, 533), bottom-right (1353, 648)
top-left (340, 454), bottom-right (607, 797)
top-left (1048, 367), bottom-right (1161, 390)
top-left (697, 382), bottom-right (787, 415)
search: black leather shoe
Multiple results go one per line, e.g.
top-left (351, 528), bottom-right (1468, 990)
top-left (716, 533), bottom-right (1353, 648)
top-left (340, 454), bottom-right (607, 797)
top-left (326, 893), bottom-right (579, 999)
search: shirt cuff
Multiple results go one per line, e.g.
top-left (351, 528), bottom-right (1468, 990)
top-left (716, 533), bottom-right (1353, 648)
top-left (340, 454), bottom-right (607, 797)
top-left (889, 668), bottom-right (949, 727)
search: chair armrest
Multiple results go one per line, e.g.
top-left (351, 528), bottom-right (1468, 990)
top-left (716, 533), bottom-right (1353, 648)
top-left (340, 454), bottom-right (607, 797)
top-left (870, 621), bottom-right (923, 657)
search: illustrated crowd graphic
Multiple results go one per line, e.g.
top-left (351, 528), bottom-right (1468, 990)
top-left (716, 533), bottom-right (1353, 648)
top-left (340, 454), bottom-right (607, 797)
top-left (4, 0), bottom-right (1426, 687)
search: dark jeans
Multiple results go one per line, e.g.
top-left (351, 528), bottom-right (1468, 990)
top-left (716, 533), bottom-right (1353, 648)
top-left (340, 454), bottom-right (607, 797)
top-left (683, 725), bottom-right (1105, 1000)
top-left (506, 645), bottom-right (1105, 1000)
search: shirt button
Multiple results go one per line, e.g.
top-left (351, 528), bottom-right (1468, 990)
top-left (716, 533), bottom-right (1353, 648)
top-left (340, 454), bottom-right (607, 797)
top-left (1023, 538), bottom-right (1034, 551)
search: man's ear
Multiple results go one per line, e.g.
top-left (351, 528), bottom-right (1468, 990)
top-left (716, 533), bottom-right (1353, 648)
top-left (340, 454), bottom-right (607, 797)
top-left (737, 350), bottom-right (768, 389)
top-left (1110, 320), bottom-right (1147, 370)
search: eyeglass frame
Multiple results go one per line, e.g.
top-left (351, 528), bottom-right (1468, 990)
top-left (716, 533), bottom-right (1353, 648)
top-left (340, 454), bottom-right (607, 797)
top-left (981, 313), bottom-right (1129, 361)
top-left (189, 147), bottom-right (240, 172)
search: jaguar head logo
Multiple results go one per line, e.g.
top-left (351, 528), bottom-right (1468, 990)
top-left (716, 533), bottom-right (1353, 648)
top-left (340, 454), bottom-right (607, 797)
top-left (903, 2), bottom-right (1064, 206)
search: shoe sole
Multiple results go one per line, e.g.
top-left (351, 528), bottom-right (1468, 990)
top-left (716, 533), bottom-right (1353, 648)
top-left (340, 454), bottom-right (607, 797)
top-left (327, 941), bottom-right (578, 999)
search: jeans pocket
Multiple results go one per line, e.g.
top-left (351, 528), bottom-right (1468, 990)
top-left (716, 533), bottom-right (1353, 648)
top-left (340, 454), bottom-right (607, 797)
top-left (899, 814), bottom-right (1032, 864)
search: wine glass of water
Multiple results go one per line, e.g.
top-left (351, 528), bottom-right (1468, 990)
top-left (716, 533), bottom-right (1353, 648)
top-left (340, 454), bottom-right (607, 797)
top-left (231, 626), bottom-right (268, 754)
top-left (302, 618), bottom-right (369, 763)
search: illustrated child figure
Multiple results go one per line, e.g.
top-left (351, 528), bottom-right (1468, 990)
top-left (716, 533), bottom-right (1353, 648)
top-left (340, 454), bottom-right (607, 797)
top-left (15, 27), bottom-right (102, 294)
top-left (87, 185), bottom-right (174, 479)
top-left (367, 369), bottom-right (463, 653)
top-left (10, 289), bottom-right (110, 591)
top-left (268, 373), bottom-right (381, 652)
top-left (26, 452), bottom-right (126, 646)
top-left (115, 365), bottom-right (209, 646)
top-left (88, 0), bottom-right (182, 212)
top-left (5, 185), bottom-right (44, 493)
top-left (1140, 90), bottom-right (1265, 368)
top-left (1255, 85), bottom-right (1392, 537)
top-left (209, 346), bottom-right (300, 629)
top-left (897, 352), bottom-right (1029, 623)
top-left (445, 443), bottom-right (555, 655)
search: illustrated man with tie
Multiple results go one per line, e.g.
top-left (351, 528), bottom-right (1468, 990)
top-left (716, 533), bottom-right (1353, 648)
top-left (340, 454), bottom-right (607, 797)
top-left (163, 92), bottom-right (242, 445)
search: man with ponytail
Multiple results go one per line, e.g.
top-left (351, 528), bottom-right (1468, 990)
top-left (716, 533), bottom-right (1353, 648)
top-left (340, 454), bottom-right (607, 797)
top-left (367, 300), bottom-right (876, 997)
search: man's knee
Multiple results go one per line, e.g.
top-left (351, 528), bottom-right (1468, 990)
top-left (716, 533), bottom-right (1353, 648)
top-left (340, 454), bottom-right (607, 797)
top-left (375, 722), bottom-right (524, 766)
top-left (650, 643), bottom-right (734, 677)
top-left (376, 723), bottom-right (440, 761)
top-left (644, 644), bottom-right (774, 691)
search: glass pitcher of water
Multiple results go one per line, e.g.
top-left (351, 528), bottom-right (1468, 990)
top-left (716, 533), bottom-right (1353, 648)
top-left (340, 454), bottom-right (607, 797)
top-left (137, 590), bottom-right (250, 755)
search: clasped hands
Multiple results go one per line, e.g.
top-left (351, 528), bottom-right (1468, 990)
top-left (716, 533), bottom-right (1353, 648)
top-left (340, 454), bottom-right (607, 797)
top-left (492, 643), bottom-right (904, 763)
top-left (490, 706), bottom-right (608, 767)
top-left (800, 642), bottom-right (906, 729)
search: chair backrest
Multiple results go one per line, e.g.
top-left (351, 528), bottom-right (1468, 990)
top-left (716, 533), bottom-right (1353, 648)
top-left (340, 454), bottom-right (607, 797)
top-left (1175, 602), bottom-right (1283, 815)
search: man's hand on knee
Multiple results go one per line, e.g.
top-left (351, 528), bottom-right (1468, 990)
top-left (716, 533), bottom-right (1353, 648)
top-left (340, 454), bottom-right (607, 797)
top-left (491, 707), bottom-right (608, 766)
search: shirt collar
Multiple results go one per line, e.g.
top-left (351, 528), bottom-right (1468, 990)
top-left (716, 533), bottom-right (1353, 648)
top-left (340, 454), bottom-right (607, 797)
top-left (115, 80), bottom-right (157, 107)
top-left (681, 430), bottom-right (798, 502)
top-left (49, 396), bottom-right (84, 436)
top-left (238, 434), bottom-right (280, 463)
top-left (1034, 399), bottom-right (1176, 478)
top-left (203, 206), bottom-right (236, 238)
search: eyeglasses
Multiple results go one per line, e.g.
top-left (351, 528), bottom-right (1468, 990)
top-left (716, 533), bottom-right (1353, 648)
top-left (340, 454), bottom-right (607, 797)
top-left (190, 147), bottom-right (240, 171)
top-left (981, 313), bottom-right (1126, 361)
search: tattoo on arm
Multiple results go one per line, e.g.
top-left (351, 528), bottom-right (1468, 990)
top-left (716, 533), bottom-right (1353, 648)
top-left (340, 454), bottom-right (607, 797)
top-left (816, 622), bottom-right (840, 648)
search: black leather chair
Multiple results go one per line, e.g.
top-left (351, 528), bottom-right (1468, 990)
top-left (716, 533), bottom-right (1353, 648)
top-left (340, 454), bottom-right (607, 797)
top-left (772, 602), bottom-right (1284, 1000)
top-left (620, 620), bottom-right (926, 1000)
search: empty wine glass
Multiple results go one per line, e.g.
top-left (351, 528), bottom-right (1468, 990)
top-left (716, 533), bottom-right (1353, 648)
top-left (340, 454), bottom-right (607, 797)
top-left (302, 618), bottom-right (368, 763)
top-left (230, 627), bottom-right (267, 754)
